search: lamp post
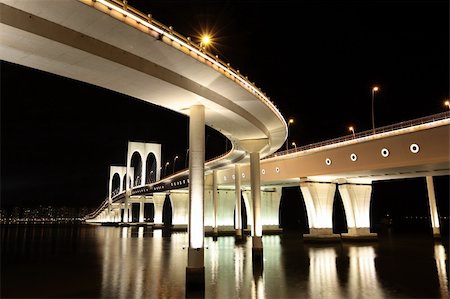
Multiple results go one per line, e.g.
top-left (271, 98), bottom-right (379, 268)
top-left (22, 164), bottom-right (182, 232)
top-left (444, 100), bottom-right (450, 110)
top-left (172, 155), bottom-right (179, 174)
top-left (371, 86), bottom-right (379, 134)
top-left (349, 126), bottom-right (355, 138)
top-left (163, 161), bottom-right (169, 177)
top-left (285, 118), bottom-right (294, 151)
top-left (291, 142), bottom-right (297, 150)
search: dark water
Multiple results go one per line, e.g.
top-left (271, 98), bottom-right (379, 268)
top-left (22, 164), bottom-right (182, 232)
top-left (1, 225), bottom-right (448, 299)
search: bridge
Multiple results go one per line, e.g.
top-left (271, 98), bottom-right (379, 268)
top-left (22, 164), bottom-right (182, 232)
top-left (86, 111), bottom-right (449, 242)
top-left (1, 0), bottom-right (448, 288)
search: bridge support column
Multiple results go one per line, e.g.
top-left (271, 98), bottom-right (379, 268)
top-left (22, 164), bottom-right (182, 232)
top-left (212, 170), bottom-right (218, 237)
top-left (250, 151), bottom-right (263, 264)
top-left (123, 191), bottom-right (130, 223)
top-left (426, 176), bottom-right (441, 238)
top-left (261, 187), bottom-right (282, 233)
top-left (153, 193), bottom-right (165, 228)
top-left (240, 138), bottom-right (268, 266)
top-left (300, 181), bottom-right (340, 241)
top-left (139, 199), bottom-right (144, 223)
top-left (234, 164), bottom-right (243, 239)
top-left (338, 183), bottom-right (377, 240)
top-left (186, 105), bottom-right (205, 291)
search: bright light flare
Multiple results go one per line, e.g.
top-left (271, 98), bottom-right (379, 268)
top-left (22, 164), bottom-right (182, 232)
top-left (201, 35), bottom-right (211, 46)
top-left (372, 86), bottom-right (379, 92)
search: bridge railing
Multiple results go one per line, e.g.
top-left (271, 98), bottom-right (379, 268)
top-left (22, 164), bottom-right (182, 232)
top-left (266, 111), bottom-right (450, 159)
top-left (86, 0), bottom-right (286, 128)
top-left (83, 198), bottom-right (109, 220)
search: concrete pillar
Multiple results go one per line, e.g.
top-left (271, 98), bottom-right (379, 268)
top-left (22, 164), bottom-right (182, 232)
top-left (426, 176), bottom-right (441, 238)
top-left (338, 183), bottom-right (377, 240)
top-left (169, 192), bottom-right (189, 229)
top-left (186, 105), bottom-right (205, 290)
top-left (261, 187), bottom-right (282, 233)
top-left (212, 170), bottom-right (219, 237)
top-left (153, 193), bottom-right (165, 228)
top-left (250, 151), bottom-right (263, 263)
top-left (300, 181), bottom-right (340, 241)
top-left (123, 192), bottom-right (130, 223)
top-left (235, 164), bottom-right (243, 238)
top-left (216, 190), bottom-right (236, 232)
top-left (139, 199), bottom-right (144, 223)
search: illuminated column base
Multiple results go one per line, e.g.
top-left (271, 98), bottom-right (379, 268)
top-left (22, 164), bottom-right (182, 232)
top-left (426, 176), bottom-right (441, 238)
top-left (252, 236), bottom-right (263, 265)
top-left (186, 248), bottom-right (205, 291)
top-left (152, 194), bottom-right (165, 228)
top-left (300, 181), bottom-right (340, 241)
top-left (261, 187), bottom-right (282, 234)
top-left (338, 183), bottom-right (377, 240)
top-left (341, 228), bottom-right (377, 240)
top-left (169, 192), bottom-right (189, 230)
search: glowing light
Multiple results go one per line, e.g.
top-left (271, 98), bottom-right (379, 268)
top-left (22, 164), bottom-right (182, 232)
top-left (372, 86), bottom-right (379, 92)
top-left (201, 35), bottom-right (211, 46)
top-left (444, 100), bottom-right (450, 109)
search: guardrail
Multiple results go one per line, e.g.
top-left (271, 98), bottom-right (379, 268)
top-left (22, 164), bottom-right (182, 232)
top-left (265, 111), bottom-right (450, 159)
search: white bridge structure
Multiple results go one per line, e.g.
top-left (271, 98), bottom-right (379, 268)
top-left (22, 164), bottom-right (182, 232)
top-left (89, 112), bottom-right (449, 241)
top-left (1, 0), bottom-right (449, 285)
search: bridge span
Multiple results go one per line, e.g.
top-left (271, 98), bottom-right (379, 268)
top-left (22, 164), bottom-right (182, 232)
top-left (88, 112), bottom-right (449, 242)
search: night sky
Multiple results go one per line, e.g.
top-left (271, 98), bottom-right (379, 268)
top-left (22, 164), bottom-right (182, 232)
top-left (1, 0), bottom-right (449, 223)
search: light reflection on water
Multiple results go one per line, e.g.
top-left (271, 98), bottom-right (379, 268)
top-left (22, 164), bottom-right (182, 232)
top-left (1, 225), bottom-right (448, 298)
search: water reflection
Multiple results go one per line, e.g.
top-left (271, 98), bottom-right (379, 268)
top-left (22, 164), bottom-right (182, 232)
top-left (1, 225), bottom-right (447, 299)
top-left (347, 246), bottom-right (383, 298)
top-left (435, 243), bottom-right (449, 299)
top-left (308, 246), bottom-right (342, 298)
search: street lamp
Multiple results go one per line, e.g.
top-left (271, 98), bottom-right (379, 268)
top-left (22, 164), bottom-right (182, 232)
top-left (163, 161), bottom-right (169, 177)
top-left (444, 99), bottom-right (450, 110)
top-left (349, 126), bottom-right (355, 138)
top-left (172, 155), bottom-right (178, 174)
top-left (291, 142), bottom-right (297, 150)
top-left (199, 34), bottom-right (211, 50)
top-left (285, 118), bottom-right (294, 151)
top-left (371, 86), bottom-right (379, 134)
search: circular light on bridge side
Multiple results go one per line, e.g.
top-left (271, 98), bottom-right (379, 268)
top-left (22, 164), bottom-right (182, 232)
top-left (261, 169), bottom-right (266, 175)
top-left (232, 174), bottom-right (235, 180)
top-left (410, 143), bottom-right (420, 154)
top-left (242, 172), bottom-right (246, 178)
top-left (275, 167), bottom-right (280, 173)
top-left (381, 148), bottom-right (390, 157)
top-left (223, 176), bottom-right (227, 181)
top-left (350, 153), bottom-right (358, 161)
top-left (325, 158), bottom-right (332, 166)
